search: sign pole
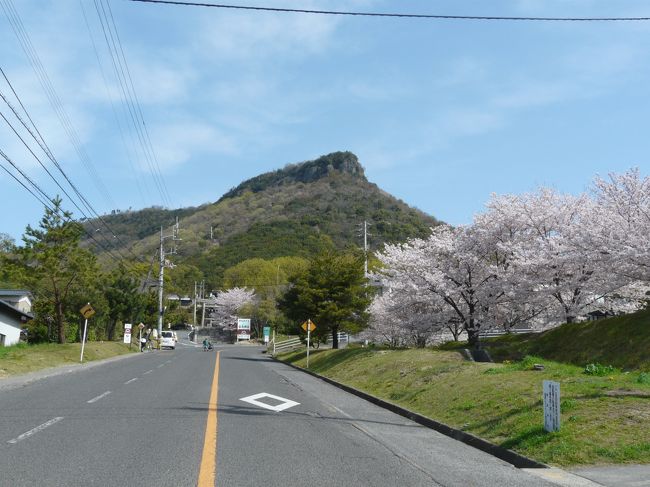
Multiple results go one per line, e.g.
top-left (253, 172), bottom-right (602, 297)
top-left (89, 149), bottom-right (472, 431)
top-left (80, 318), bottom-right (89, 363)
top-left (306, 319), bottom-right (311, 368)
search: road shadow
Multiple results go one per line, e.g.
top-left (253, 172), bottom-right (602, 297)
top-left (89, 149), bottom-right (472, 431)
top-left (175, 403), bottom-right (422, 430)
top-left (223, 356), bottom-right (272, 363)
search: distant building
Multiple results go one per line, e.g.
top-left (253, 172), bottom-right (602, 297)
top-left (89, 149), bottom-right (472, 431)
top-left (0, 289), bottom-right (32, 314)
top-left (0, 299), bottom-right (32, 346)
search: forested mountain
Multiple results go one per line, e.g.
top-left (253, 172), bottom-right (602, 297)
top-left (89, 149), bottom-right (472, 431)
top-left (83, 151), bottom-right (440, 288)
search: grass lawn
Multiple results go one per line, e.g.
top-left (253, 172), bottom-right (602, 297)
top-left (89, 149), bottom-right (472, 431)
top-left (482, 308), bottom-right (650, 372)
top-left (0, 341), bottom-right (137, 379)
top-left (280, 347), bottom-right (650, 467)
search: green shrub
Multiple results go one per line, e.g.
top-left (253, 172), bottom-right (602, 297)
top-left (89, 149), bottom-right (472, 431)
top-left (584, 363), bottom-right (616, 376)
top-left (637, 373), bottom-right (650, 385)
top-left (515, 355), bottom-right (544, 370)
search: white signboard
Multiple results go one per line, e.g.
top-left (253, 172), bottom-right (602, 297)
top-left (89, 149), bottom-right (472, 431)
top-left (237, 319), bottom-right (251, 341)
top-left (123, 323), bottom-right (132, 344)
top-left (543, 380), bottom-right (561, 432)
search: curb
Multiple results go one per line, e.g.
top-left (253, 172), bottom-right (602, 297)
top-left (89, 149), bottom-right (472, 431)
top-left (275, 356), bottom-right (548, 470)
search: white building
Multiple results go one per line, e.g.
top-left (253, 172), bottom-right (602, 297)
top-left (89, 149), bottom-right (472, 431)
top-left (0, 289), bottom-right (32, 313)
top-left (0, 299), bottom-right (32, 347)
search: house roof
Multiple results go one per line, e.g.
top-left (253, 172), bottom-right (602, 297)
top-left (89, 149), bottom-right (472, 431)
top-left (0, 299), bottom-right (33, 327)
top-left (0, 289), bottom-right (32, 298)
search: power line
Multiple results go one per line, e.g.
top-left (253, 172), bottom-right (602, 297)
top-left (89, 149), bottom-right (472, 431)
top-left (0, 68), bottom-right (148, 264)
top-left (0, 0), bottom-right (117, 209)
top-left (93, 0), bottom-right (173, 207)
top-left (129, 0), bottom-right (650, 22)
top-left (0, 148), bottom-right (55, 210)
top-left (0, 146), bottom-right (129, 267)
top-left (79, 0), bottom-right (150, 208)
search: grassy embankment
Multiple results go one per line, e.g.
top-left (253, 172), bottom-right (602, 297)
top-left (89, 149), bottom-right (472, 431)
top-left (0, 342), bottom-right (136, 379)
top-left (279, 309), bottom-right (650, 467)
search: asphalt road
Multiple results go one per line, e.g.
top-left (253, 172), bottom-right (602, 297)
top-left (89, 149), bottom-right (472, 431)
top-left (0, 339), bottom-right (563, 487)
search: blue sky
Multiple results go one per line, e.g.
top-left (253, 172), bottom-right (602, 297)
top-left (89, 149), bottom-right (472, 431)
top-left (1, 0), bottom-right (650, 242)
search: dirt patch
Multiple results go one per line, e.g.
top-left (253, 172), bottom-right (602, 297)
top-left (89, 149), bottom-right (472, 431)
top-left (605, 389), bottom-right (650, 398)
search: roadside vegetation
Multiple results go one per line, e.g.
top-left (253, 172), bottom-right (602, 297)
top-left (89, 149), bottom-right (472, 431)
top-left (279, 308), bottom-right (650, 467)
top-left (0, 341), bottom-right (135, 379)
top-left (482, 308), bottom-right (650, 372)
top-left (280, 346), bottom-right (650, 467)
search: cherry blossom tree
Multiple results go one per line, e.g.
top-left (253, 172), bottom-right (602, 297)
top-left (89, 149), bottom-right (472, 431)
top-left (365, 285), bottom-right (448, 347)
top-left (211, 287), bottom-right (256, 329)
top-left (590, 168), bottom-right (650, 282)
top-left (378, 224), bottom-right (508, 348)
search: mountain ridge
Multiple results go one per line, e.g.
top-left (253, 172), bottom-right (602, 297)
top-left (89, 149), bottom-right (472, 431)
top-left (83, 151), bottom-right (440, 287)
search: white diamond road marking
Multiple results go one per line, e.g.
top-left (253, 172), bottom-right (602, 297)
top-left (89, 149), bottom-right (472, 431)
top-left (239, 393), bottom-right (300, 412)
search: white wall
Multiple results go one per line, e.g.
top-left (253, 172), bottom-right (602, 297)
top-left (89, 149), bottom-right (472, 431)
top-left (0, 310), bottom-right (22, 346)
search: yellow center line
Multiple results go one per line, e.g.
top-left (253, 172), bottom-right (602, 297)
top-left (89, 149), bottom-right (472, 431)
top-left (198, 350), bottom-right (220, 487)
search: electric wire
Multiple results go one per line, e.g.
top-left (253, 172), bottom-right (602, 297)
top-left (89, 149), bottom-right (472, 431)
top-left (79, 0), bottom-right (151, 207)
top-left (92, 0), bottom-right (167, 205)
top-left (104, 0), bottom-right (173, 207)
top-left (129, 0), bottom-right (650, 22)
top-left (0, 160), bottom-right (53, 211)
top-left (93, 0), bottom-right (173, 207)
top-left (0, 68), bottom-right (148, 264)
top-left (0, 146), bottom-right (137, 268)
top-left (0, 0), bottom-right (117, 209)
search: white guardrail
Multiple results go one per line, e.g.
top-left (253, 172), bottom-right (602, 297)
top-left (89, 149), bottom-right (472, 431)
top-left (270, 337), bottom-right (303, 355)
top-left (479, 328), bottom-right (535, 338)
top-left (269, 332), bottom-right (350, 355)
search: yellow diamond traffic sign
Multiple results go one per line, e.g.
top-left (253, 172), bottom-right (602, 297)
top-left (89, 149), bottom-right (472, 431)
top-left (301, 319), bottom-right (316, 332)
top-left (80, 303), bottom-right (95, 319)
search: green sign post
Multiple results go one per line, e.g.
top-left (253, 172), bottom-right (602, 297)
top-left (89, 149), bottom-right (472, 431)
top-left (263, 326), bottom-right (271, 344)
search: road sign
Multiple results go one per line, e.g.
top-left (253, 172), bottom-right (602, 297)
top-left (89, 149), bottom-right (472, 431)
top-left (123, 323), bottom-right (132, 344)
top-left (301, 319), bottom-right (316, 332)
top-left (80, 303), bottom-right (95, 319)
top-left (263, 326), bottom-right (270, 344)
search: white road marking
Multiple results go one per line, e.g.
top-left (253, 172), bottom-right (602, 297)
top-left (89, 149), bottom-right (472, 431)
top-left (157, 364), bottom-right (164, 368)
top-left (8, 417), bottom-right (64, 444)
top-left (239, 393), bottom-right (300, 412)
top-left (124, 378), bottom-right (138, 385)
top-left (143, 370), bottom-right (153, 375)
top-left (87, 391), bottom-right (111, 403)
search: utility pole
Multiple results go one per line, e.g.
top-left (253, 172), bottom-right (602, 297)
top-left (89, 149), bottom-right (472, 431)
top-left (358, 220), bottom-right (370, 277)
top-left (363, 220), bottom-right (368, 277)
top-left (157, 220), bottom-right (181, 338)
top-left (200, 280), bottom-right (206, 328)
top-left (193, 281), bottom-right (197, 327)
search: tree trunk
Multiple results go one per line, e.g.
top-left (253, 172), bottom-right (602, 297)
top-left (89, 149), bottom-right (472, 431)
top-left (332, 325), bottom-right (339, 349)
top-left (107, 320), bottom-right (117, 341)
top-left (56, 300), bottom-right (65, 344)
top-left (467, 329), bottom-right (480, 350)
top-left (415, 335), bottom-right (427, 348)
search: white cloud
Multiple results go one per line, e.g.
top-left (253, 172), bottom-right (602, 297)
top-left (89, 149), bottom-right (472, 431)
top-left (149, 121), bottom-right (238, 171)
top-left (198, 8), bottom-right (341, 61)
